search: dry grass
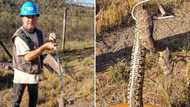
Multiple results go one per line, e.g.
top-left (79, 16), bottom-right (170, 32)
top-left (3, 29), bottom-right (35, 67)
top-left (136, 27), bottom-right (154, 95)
top-left (96, 51), bottom-right (190, 106)
top-left (96, 0), bottom-right (184, 34)
top-left (110, 104), bottom-right (158, 107)
top-left (96, 0), bottom-right (189, 106)
top-left (0, 40), bottom-right (94, 107)
top-left (106, 60), bottom-right (130, 83)
top-left (143, 51), bottom-right (190, 107)
top-left (65, 40), bottom-right (93, 50)
top-left (96, 0), bottom-right (132, 34)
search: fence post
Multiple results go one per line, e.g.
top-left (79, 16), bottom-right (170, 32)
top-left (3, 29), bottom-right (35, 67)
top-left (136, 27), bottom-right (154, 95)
top-left (62, 7), bottom-right (68, 50)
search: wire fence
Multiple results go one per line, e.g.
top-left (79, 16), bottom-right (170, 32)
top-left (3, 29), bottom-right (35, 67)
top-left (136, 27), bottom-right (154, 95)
top-left (0, 0), bottom-right (94, 52)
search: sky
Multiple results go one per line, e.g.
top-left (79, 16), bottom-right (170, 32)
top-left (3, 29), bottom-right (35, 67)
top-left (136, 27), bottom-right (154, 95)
top-left (69, 0), bottom-right (94, 7)
top-left (78, 0), bottom-right (94, 4)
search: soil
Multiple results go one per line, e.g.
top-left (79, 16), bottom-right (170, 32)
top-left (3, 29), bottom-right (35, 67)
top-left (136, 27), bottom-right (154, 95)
top-left (0, 47), bottom-right (94, 107)
top-left (96, 2), bottom-right (190, 107)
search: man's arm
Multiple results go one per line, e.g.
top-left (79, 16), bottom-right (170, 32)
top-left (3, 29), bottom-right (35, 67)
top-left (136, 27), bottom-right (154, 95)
top-left (14, 34), bottom-right (56, 62)
top-left (24, 42), bottom-right (56, 61)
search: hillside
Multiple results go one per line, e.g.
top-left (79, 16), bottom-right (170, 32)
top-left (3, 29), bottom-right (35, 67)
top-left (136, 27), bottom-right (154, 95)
top-left (96, 1), bottom-right (190, 107)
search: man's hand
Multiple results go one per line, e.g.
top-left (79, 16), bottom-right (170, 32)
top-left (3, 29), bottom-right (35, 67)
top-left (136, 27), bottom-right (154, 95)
top-left (48, 32), bottom-right (56, 42)
top-left (42, 42), bottom-right (56, 50)
top-left (24, 42), bottom-right (56, 61)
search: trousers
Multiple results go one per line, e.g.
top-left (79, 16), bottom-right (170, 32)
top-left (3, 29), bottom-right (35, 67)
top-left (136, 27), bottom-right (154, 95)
top-left (11, 84), bottom-right (38, 107)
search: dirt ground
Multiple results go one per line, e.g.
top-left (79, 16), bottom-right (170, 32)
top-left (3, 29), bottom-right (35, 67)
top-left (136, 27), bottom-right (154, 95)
top-left (0, 47), bottom-right (94, 107)
top-left (96, 2), bottom-right (190, 107)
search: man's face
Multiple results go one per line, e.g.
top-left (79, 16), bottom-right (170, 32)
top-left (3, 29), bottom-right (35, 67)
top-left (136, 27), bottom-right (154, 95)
top-left (22, 16), bottom-right (37, 30)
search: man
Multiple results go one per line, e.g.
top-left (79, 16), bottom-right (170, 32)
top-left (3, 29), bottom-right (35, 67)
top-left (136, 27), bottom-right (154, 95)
top-left (11, 1), bottom-right (56, 107)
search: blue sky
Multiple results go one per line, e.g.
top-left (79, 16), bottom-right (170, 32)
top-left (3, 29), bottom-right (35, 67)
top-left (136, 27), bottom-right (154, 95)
top-left (79, 0), bottom-right (94, 4)
top-left (69, 0), bottom-right (94, 7)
